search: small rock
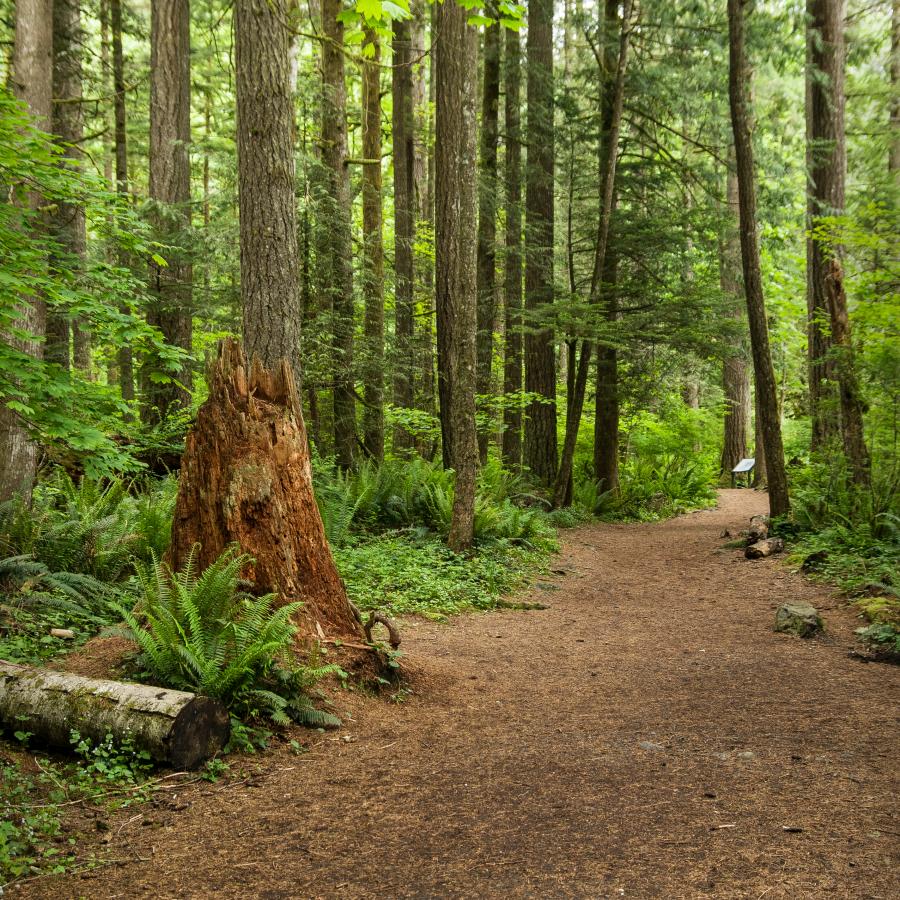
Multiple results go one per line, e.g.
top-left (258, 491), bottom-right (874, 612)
top-left (535, 582), bottom-right (560, 592)
top-left (782, 825), bottom-right (803, 833)
top-left (639, 741), bottom-right (665, 752)
top-left (775, 602), bottom-right (823, 638)
top-left (737, 751), bottom-right (755, 760)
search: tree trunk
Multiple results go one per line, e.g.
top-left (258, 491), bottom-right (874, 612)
top-left (361, 29), bottom-right (384, 462)
top-left (320, 0), bottom-right (356, 468)
top-left (752, 388), bottom-right (767, 486)
top-left (806, 0), bottom-right (841, 450)
top-left (234, 0), bottom-right (302, 384)
top-left (48, 0), bottom-right (87, 373)
top-left (435, 0), bottom-right (478, 551)
top-left (727, 0), bottom-right (790, 517)
top-left (111, 0), bottom-right (135, 407)
top-left (593, 249), bottom-right (619, 494)
top-left (552, 0), bottom-right (631, 508)
top-left (807, 0), bottom-right (870, 486)
top-left (523, 0), bottom-right (558, 487)
top-left (0, 662), bottom-right (228, 769)
top-left (502, 25), bottom-right (523, 471)
top-left (720, 162), bottom-right (750, 475)
top-left (415, 4), bottom-right (437, 457)
top-left (143, 0), bottom-right (193, 425)
top-left (826, 259), bottom-right (871, 486)
top-left (891, 0), bottom-right (899, 174)
top-left (0, 0), bottom-right (52, 503)
top-left (169, 339), bottom-right (362, 642)
top-left (392, 18), bottom-right (416, 454)
top-left (475, 10), bottom-right (501, 463)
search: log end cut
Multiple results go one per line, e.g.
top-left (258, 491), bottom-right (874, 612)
top-left (170, 696), bottom-right (231, 769)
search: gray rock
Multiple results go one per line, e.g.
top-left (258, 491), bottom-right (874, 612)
top-left (639, 741), bottom-right (665, 752)
top-left (775, 602), bottom-right (822, 638)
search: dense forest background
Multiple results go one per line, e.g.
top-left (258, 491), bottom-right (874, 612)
top-left (0, 0), bottom-right (897, 647)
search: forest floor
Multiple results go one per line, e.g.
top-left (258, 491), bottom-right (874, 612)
top-left (14, 490), bottom-right (899, 899)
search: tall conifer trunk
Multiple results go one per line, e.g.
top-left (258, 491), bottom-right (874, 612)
top-left (502, 26), bottom-right (524, 470)
top-left (592, 0), bottom-right (624, 496)
top-left (435, 0), bottom-right (478, 550)
top-left (322, 0), bottom-right (356, 467)
top-left (111, 0), bottom-right (135, 406)
top-left (720, 163), bottom-right (750, 475)
top-left (523, 0), bottom-right (558, 487)
top-left (234, 0), bottom-right (302, 379)
top-left (475, 10), bottom-right (501, 463)
top-left (48, 0), bottom-right (87, 373)
top-left (727, 0), bottom-right (790, 517)
top-left (144, 0), bottom-right (193, 424)
top-left (807, 0), bottom-right (869, 485)
top-left (392, 18), bottom-right (416, 454)
top-left (0, 0), bottom-right (53, 502)
top-left (361, 29), bottom-right (385, 461)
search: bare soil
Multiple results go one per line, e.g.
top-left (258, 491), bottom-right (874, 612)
top-left (14, 490), bottom-right (900, 899)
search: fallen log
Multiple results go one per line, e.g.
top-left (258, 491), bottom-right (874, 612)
top-left (745, 537), bottom-right (784, 559)
top-left (747, 514), bottom-right (769, 544)
top-left (0, 661), bottom-right (229, 768)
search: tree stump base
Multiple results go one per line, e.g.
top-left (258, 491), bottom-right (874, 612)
top-left (168, 339), bottom-right (362, 644)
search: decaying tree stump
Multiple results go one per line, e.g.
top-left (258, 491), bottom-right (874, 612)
top-left (168, 339), bottom-right (363, 643)
top-left (0, 662), bottom-right (229, 768)
top-left (745, 537), bottom-right (784, 559)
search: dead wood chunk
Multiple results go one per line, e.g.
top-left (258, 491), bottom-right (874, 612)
top-left (0, 661), bottom-right (229, 768)
top-left (747, 514), bottom-right (769, 544)
top-left (167, 338), bottom-right (363, 645)
top-left (745, 537), bottom-right (784, 559)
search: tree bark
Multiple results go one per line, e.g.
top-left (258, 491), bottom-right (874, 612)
top-left (502, 25), bottom-right (524, 471)
top-left (111, 0), bottom-right (135, 407)
top-left (47, 0), bottom-right (87, 373)
top-left (321, 0), bottom-right (356, 468)
top-left (752, 387), bottom-right (767, 486)
top-left (0, 662), bottom-right (228, 769)
top-left (143, 0), bottom-right (193, 425)
top-left (360, 31), bottom-right (385, 462)
top-left (392, 18), bottom-right (416, 454)
top-left (0, 0), bottom-right (52, 503)
top-left (234, 0), bottom-right (302, 385)
top-left (169, 339), bottom-right (363, 642)
top-left (475, 11), bottom-right (501, 463)
top-left (593, 249), bottom-right (619, 494)
top-left (523, 0), bottom-right (558, 487)
top-left (720, 163), bottom-right (750, 475)
top-left (891, 0), bottom-right (900, 174)
top-left (435, 0), bottom-right (478, 551)
top-left (727, 0), bottom-right (790, 517)
top-left (826, 259), bottom-right (870, 486)
top-left (806, 0), bottom-right (843, 450)
top-left (807, 0), bottom-right (870, 486)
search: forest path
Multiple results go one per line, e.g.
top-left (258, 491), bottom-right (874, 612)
top-left (21, 490), bottom-right (899, 899)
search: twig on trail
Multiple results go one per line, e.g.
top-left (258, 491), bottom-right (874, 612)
top-left (756, 887), bottom-right (773, 900)
top-left (116, 812), bottom-right (143, 835)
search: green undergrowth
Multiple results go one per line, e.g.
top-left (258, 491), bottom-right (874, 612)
top-left (785, 455), bottom-right (900, 660)
top-left (0, 728), bottom-right (157, 887)
top-left (334, 529), bottom-right (556, 619)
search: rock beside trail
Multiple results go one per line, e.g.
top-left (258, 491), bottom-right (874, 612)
top-left (775, 602), bottom-right (823, 638)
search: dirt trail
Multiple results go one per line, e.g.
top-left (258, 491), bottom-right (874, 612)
top-left (18, 490), bottom-right (899, 899)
